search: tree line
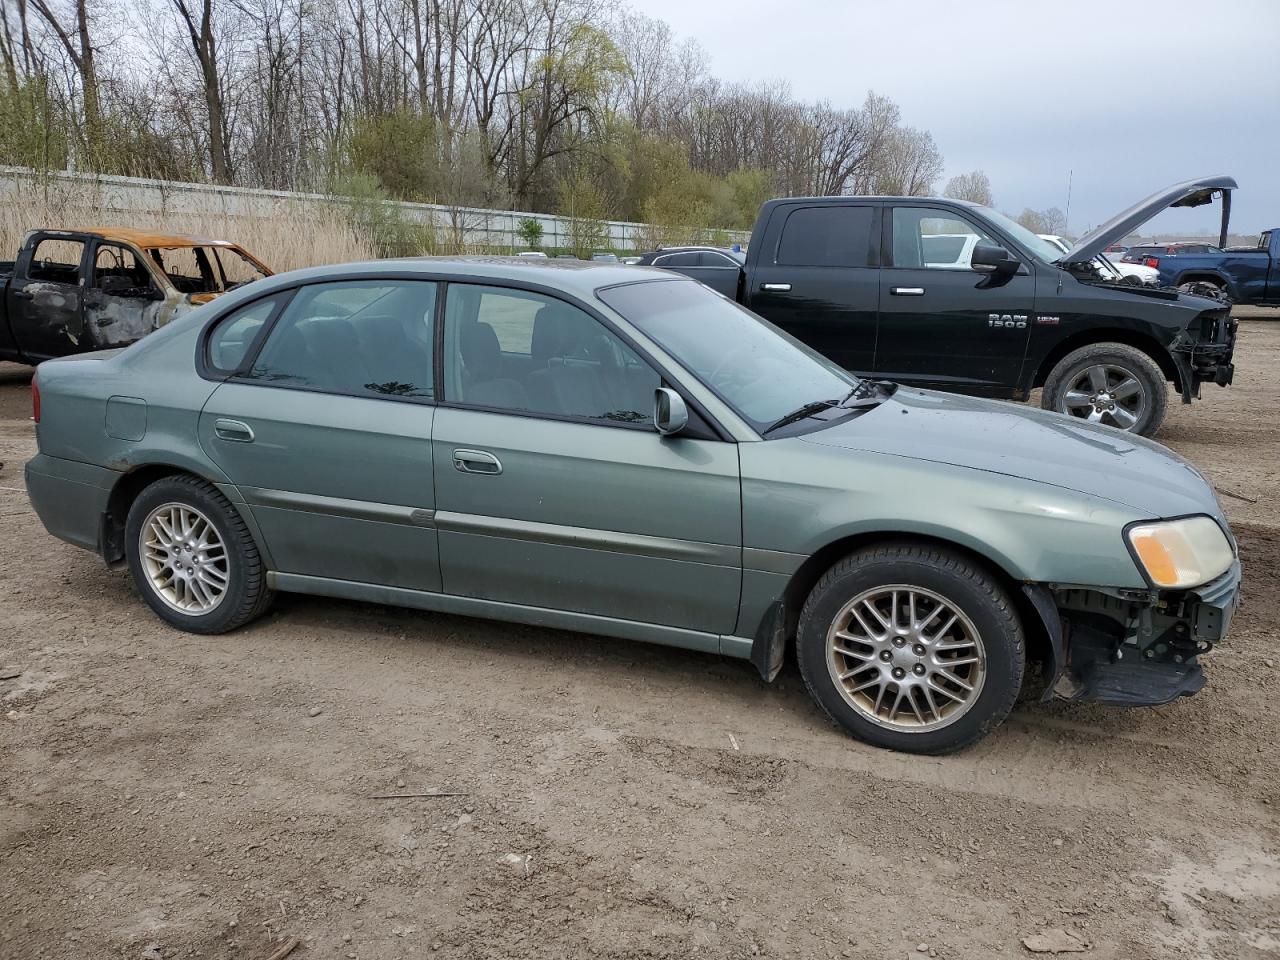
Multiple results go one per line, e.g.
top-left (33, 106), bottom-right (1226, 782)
top-left (0, 0), bottom-right (1072, 242)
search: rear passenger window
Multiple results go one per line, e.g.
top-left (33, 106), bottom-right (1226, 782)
top-left (28, 238), bottom-right (85, 284)
top-left (246, 280), bottom-right (436, 399)
top-left (656, 252), bottom-right (699, 267)
top-left (776, 207), bottom-right (874, 267)
top-left (442, 285), bottom-right (659, 425)
top-left (207, 294), bottom-right (286, 373)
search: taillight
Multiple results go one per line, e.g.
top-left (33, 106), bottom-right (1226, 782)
top-left (1144, 257), bottom-right (1160, 269)
top-left (31, 376), bottom-right (40, 423)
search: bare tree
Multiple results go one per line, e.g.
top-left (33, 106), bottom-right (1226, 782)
top-left (870, 125), bottom-right (942, 197)
top-left (943, 170), bottom-right (992, 206)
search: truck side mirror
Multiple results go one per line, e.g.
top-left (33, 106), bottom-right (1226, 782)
top-left (971, 243), bottom-right (1020, 279)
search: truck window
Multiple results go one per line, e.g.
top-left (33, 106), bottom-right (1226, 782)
top-left (214, 247), bottom-right (267, 289)
top-left (891, 209), bottom-right (993, 269)
top-left (28, 238), bottom-right (85, 284)
top-left (776, 206), bottom-right (874, 267)
top-left (1261, 231), bottom-right (1272, 251)
top-left (92, 244), bottom-right (158, 298)
top-left (148, 246), bottom-right (218, 294)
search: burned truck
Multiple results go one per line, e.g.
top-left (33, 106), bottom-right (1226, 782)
top-left (0, 228), bottom-right (271, 364)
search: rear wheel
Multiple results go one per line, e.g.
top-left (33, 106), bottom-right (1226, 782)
top-left (796, 543), bottom-right (1025, 755)
top-left (1041, 342), bottom-right (1168, 437)
top-left (125, 475), bottom-right (273, 633)
top-left (1177, 277), bottom-right (1231, 303)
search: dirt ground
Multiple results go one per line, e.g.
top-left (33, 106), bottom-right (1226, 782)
top-left (1, 316), bottom-right (1278, 960)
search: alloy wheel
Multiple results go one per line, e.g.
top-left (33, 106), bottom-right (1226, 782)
top-left (1059, 363), bottom-right (1146, 430)
top-left (139, 502), bottom-right (230, 615)
top-left (825, 585), bottom-right (986, 731)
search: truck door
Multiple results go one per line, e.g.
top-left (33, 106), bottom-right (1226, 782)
top-left (8, 234), bottom-right (89, 360)
top-left (744, 203), bottom-right (880, 375)
top-left (875, 206), bottom-right (1034, 396)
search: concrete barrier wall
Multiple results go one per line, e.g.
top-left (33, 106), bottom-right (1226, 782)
top-left (0, 167), bottom-right (749, 252)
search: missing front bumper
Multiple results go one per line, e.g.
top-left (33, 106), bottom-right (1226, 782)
top-left (1032, 562), bottom-right (1241, 707)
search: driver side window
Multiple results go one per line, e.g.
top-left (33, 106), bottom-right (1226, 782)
top-left (92, 244), bottom-right (158, 299)
top-left (443, 285), bottom-right (659, 426)
top-left (892, 208), bottom-right (994, 270)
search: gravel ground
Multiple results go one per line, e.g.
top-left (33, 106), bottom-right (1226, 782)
top-left (1, 318), bottom-right (1278, 960)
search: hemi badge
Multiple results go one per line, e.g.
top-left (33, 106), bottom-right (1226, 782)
top-left (1036, 315), bottom-right (1061, 325)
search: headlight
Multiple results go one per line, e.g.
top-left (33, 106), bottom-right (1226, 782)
top-left (1127, 516), bottom-right (1234, 589)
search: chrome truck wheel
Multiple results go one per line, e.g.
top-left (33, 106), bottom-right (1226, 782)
top-left (1058, 363), bottom-right (1147, 431)
top-left (1041, 342), bottom-right (1168, 437)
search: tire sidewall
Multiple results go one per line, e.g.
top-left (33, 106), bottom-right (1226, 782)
top-left (125, 479), bottom-right (253, 634)
top-left (1044, 344), bottom-right (1167, 437)
top-left (798, 553), bottom-right (1023, 755)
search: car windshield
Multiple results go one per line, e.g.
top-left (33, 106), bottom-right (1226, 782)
top-left (596, 279), bottom-right (856, 434)
top-left (970, 206), bottom-right (1065, 263)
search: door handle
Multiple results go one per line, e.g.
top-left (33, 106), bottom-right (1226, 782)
top-left (453, 449), bottom-right (502, 475)
top-left (12, 290), bottom-right (33, 301)
top-left (761, 283), bottom-right (792, 292)
top-left (890, 287), bottom-right (926, 296)
top-left (213, 418), bottom-right (255, 442)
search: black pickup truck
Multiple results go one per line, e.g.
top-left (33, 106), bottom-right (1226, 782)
top-left (664, 177), bottom-right (1239, 437)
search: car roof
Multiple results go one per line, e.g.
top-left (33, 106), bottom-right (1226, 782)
top-left (239, 256), bottom-right (674, 298)
top-left (62, 227), bottom-right (244, 248)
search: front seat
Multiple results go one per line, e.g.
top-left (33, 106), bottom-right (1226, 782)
top-left (460, 322), bottom-right (529, 409)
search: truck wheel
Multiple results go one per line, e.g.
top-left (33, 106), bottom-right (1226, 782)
top-left (125, 474), bottom-right (273, 634)
top-left (1042, 342), bottom-right (1167, 436)
top-left (1177, 278), bottom-right (1232, 303)
top-left (796, 543), bottom-right (1025, 755)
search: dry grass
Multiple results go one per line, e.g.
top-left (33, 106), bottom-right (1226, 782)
top-left (0, 177), bottom-right (376, 273)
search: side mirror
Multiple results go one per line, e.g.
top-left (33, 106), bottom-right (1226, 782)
top-left (971, 243), bottom-right (1020, 279)
top-left (654, 387), bottom-right (688, 437)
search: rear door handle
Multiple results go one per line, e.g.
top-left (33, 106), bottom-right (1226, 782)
top-left (890, 287), bottom-right (925, 296)
top-left (761, 283), bottom-right (792, 292)
top-left (12, 290), bottom-right (33, 301)
top-left (214, 418), bottom-right (255, 442)
top-left (453, 449), bottom-right (502, 475)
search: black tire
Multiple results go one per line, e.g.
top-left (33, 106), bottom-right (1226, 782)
top-left (796, 543), bottom-right (1025, 755)
top-left (1041, 341), bottom-right (1168, 437)
top-left (125, 474), bottom-right (273, 634)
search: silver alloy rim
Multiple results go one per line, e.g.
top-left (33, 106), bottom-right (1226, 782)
top-left (826, 585), bottom-right (986, 732)
top-left (1059, 363), bottom-right (1145, 430)
top-left (140, 502), bottom-right (229, 615)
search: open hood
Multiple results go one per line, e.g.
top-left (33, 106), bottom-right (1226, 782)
top-left (1060, 175), bottom-right (1237, 265)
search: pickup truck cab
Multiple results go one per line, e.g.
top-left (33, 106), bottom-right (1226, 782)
top-left (1141, 229), bottom-right (1280, 305)
top-left (736, 176), bottom-right (1239, 437)
top-left (0, 228), bottom-right (271, 364)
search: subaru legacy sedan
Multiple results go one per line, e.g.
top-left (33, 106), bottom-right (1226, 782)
top-left (25, 259), bottom-right (1240, 754)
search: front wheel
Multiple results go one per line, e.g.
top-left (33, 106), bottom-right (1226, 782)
top-left (796, 543), bottom-right (1026, 755)
top-left (1041, 342), bottom-right (1168, 437)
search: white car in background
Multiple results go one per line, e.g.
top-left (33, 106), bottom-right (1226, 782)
top-left (1039, 234), bottom-right (1159, 285)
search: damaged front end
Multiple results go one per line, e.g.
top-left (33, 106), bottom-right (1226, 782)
top-left (1027, 563), bottom-right (1241, 707)
top-left (1170, 305), bottom-right (1237, 404)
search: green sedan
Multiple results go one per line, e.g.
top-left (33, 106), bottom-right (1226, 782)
top-left (25, 259), bottom-right (1241, 753)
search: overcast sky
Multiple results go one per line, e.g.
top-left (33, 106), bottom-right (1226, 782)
top-left (636, 0), bottom-right (1279, 238)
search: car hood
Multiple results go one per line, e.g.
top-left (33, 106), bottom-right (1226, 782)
top-left (801, 388), bottom-right (1222, 520)
top-left (1061, 175), bottom-right (1238, 265)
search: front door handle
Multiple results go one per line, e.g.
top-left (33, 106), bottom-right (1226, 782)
top-left (890, 286), bottom-right (926, 296)
top-left (453, 449), bottom-right (502, 475)
top-left (214, 418), bottom-right (255, 442)
top-left (12, 289), bottom-right (33, 301)
top-left (761, 283), bottom-right (792, 292)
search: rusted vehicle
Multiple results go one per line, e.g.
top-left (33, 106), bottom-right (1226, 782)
top-left (0, 228), bottom-right (271, 364)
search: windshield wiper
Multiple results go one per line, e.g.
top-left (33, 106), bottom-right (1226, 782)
top-left (762, 399), bottom-right (840, 435)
